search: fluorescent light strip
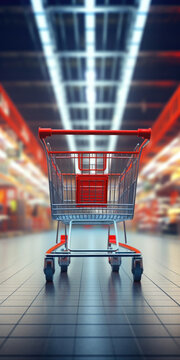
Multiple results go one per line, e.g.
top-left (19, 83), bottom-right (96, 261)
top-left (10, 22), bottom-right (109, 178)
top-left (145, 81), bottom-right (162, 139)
top-left (85, 1), bottom-right (95, 150)
top-left (31, 0), bottom-right (76, 152)
top-left (108, 0), bottom-right (151, 151)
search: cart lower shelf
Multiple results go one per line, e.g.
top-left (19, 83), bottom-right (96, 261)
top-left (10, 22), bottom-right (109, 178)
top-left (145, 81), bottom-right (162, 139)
top-left (44, 230), bottom-right (143, 283)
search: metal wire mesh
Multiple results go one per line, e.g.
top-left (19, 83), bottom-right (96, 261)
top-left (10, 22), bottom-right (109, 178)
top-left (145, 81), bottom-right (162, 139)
top-left (45, 150), bottom-right (141, 223)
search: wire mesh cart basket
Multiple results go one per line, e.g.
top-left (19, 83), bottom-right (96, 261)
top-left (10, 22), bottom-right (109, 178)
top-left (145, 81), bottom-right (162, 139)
top-left (39, 128), bottom-right (151, 282)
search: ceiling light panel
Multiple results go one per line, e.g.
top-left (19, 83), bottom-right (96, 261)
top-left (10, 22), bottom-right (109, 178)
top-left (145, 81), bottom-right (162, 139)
top-left (108, 0), bottom-right (151, 151)
top-left (31, 0), bottom-right (76, 152)
top-left (85, 0), bottom-right (95, 150)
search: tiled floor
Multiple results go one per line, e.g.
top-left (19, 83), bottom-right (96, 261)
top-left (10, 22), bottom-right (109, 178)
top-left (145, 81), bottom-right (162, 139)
top-left (0, 225), bottom-right (180, 359)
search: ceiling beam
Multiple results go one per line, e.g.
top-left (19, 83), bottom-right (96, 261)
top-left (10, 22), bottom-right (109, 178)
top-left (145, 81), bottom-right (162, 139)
top-left (0, 5), bottom-right (134, 14)
top-left (67, 102), bottom-right (165, 111)
top-left (0, 5), bottom-right (180, 14)
top-left (46, 5), bottom-right (136, 14)
top-left (46, 5), bottom-right (180, 14)
top-left (63, 80), bottom-right (177, 87)
top-left (17, 102), bottom-right (164, 109)
top-left (1, 51), bottom-right (180, 58)
top-left (68, 102), bottom-right (164, 109)
top-left (72, 120), bottom-right (153, 127)
top-left (3, 80), bottom-right (177, 88)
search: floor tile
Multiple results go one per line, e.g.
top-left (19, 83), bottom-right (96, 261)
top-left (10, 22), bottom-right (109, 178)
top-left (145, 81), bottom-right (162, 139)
top-left (0, 325), bottom-right (14, 338)
top-left (75, 337), bottom-right (114, 355)
top-left (0, 229), bottom-right (180, 359)
top-left (138, 338), bottom-right (180, 355)
top-left (76, 324), bottom-right (110, 337)
top-left (165, 325), bottom-right (180, 337)
top-left (127, 314), bottom-right (160, 325)
top-left (10, 324), bottom-right (76, 337)
top-left (19, 314), bottom-right (77, 324)
top-left (26, 306), bottom-right (78, 314)
top-left (0, 307), bottom-right (27, 315)
top-left (132, 324), bottom-right (169, 337)
top-left (0, 338), bottom-right (75, 355)
top-left (0, 315), bottom-right (21, 324)
top-left (112, 338), bottom-right (141, 355)
top-left (158, 314), bottom-right (180, 324)
top-left (109, 324), bottom-right (134, 337)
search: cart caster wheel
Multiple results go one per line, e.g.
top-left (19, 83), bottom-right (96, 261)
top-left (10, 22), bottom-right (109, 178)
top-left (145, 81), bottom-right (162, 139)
top-left (44, 258), bottom-right (55, 282)
top-left (58, 256), bottom-right (70, 271)
top-left (109, 256), bottom-right (121, 271)
top-left (132, 257), bottom-right (143, 282)
top-left (112, 265), bottom-right (120, 272)
top-left (133, 269), bottom-right (142, 282)
top-left (45, 268), bottom-right (54, 282)
top-left (61, 265), bottom-right (68, 273)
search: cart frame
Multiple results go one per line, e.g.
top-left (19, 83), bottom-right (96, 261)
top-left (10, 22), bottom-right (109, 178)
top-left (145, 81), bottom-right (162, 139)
top-left (39, 128), bottom-right (151, 281)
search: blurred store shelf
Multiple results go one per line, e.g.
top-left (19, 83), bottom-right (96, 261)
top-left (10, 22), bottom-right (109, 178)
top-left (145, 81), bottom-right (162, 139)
top-left (136, 88), bottom-right (180, 235)
top-left (0, 85), bottom-right (51, 234)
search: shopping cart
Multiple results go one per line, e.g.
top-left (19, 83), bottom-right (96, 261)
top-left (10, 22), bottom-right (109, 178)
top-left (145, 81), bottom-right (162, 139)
top-left (39, 128), bottom-right (151, 282)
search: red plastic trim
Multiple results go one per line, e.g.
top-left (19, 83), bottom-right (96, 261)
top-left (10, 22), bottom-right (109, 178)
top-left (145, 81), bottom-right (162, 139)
top-left (109, 235), bottom-right (141, 254)
top-left (76, 174), bottom-right (108, 206)
top-left (48, 151), bottom-right (139, 154)
top-left (61, 173), bottom-right (123, 176)
top-left (46, 235), bottom-right (68, 254)
top-left (117, 243), bottom-right (141, 254)
top-left (39, 128), bottom-right (52, 139)
top-left (137, 128), bottom-right (151, 140)
top-left (46, 240), bottom-right (64, 254)
top-left (39, 128), bottom-right (151, 140)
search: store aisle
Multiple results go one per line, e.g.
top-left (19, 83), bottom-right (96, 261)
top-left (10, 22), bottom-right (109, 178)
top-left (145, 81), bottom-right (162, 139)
top-left (0, 226), bottom-right (180, 359)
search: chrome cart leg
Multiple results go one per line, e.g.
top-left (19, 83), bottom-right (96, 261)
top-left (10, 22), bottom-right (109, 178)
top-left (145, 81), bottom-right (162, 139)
top-left (109, 221), bottom-right (121, 272)
top-left (65, 224), bottom-right (68, 250)
top-left (107, 225), bottom-right (111, 249)
top-left (58, 223), bottom-right (71, 272)
top-left (44, 257), bottom-right (55, 282)
top-left (56, 221), bottom-right (60, 244)
top-left (123, 221), bottom-right (127, 244)
top-left (132, 256), bottom-right (143, 282)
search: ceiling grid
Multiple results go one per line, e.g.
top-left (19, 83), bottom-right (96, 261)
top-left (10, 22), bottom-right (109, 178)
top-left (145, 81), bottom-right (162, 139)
top-left (0, 0), bottom-right (179, 152)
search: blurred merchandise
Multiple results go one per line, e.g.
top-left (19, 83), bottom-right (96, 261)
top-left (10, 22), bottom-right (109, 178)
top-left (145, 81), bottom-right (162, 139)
top-left (136, 134), bottom-right (180, 234)
top-left (0, 85), bottom-right (51, 235)
top-left (133, 87), bottom-right (180, 235)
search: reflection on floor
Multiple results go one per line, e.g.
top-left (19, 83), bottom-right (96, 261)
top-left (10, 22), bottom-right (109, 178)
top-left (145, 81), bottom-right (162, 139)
top-left (0, 225), bottom-right (180, 359)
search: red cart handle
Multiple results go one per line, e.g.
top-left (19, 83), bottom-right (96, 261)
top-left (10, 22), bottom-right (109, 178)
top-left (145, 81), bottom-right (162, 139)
top-left (39, 128), bottom-right (151, 140)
